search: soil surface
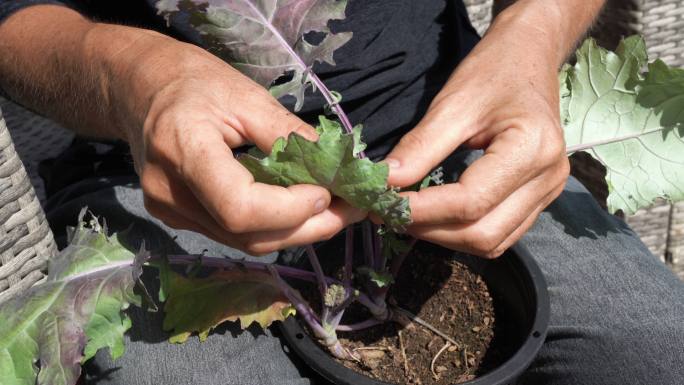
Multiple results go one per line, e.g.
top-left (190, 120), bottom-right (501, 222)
top-left (297, 245), bottom-right (515, 385)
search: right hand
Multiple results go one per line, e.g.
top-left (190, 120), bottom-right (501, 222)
top-left (113, 37), bottom-right (365, 255)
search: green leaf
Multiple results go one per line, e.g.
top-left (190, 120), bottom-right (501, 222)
top-left (159, 265), bottom-right (292, 343)
top-left (356, 267), bottom-right (394, 288)
top-left (379, 227), bottom-right (412, 261)
top-left (157, 0), bottom-right (352, 110)
top-left (0, 210), bottom-right (147, 385)
top-left (239, 116), bottom-right (411, 231)
top-left (561, 36), bottom-right (684, 214)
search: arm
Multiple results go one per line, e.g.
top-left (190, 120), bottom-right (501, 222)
top-left (385, 0), bottom-right (605, 257)
top-left (0, 6), bottom-right (364, 253)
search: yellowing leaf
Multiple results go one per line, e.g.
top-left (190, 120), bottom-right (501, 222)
top-left (160, 267), bottom-right (292, 343)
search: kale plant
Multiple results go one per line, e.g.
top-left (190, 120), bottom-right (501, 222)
top-left (2, 2), bottom-right (684, 384)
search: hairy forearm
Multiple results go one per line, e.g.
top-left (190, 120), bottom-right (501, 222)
top-left (489, 0), bottom-right (606, 66)
top-left (0, 5), bottom-right (181, 140)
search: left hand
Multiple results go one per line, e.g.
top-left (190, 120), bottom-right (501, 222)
top-left (384, 23), bottom-right (570, 258)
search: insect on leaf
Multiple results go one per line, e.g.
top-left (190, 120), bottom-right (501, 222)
top-left (156, 0), bottom-right (352, 110)
top-left (0, 210), bottom-right (148, 385)
top-left (561, 36), bottom-right (684, 214)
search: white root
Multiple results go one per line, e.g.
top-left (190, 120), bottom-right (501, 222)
top-left (430, 342), bottom-right (451, 379)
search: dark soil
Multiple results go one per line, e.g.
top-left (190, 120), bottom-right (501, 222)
top-left (295, 245), bottom-right (515, 385)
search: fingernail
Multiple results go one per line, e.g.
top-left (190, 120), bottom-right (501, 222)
top-left (314, 198), bottom-right (327, 214)
top-left (386, 158), bottom-right (401, 169)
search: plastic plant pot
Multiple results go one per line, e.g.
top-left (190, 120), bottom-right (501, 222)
top-left (280, 242), bottom-right (550, 385)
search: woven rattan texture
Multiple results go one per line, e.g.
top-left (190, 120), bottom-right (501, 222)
top-left (0, 97), bottom-right (74, 203)
top-left (464, 0), bottom-right (684, 66)
top-left (0, 108), bottom-right (58, 304)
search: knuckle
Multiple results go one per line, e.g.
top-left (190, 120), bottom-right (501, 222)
top-left (319, 226), bottom-right (339, 242)
top-left (218, 211), bottom-right (248, 234)
top-left (289, 120), bottom-right (315, 138)
top-left (140, 174), bottom-right (165, 204)
top-left (483, 247), bottom-right (506, 259)
top-left (471, 228), bottom-right (503, 256)
top-left (399, 130), bottom-right (430, 153)
top-left (243, 240), bottom-right (274, 256)
top-left (142, 195), bottom-right (161, 217)
top-left (460, 197), bottom-right (494, 222)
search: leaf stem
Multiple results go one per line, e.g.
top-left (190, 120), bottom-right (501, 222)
top-left (306, 245), bottom-right (328, 299)
top-left (162, 254), bottom-right (382, 319)
top-left (344, 227), bottom-right (354, 287)
top-left (336, 318), bottom-right (383, 332)
top-left (362, 221), bottom-right (375, 270)
top-left (373, 226), bottom-right (384, 271)
top-left (389, 238), bottom-right (417, 277)
top-left (565, 126), bottom-right (676, 154)
top-left (240, 0), bottom-right (357, 139)
top-left (265, 265), bottom-right (329, 339)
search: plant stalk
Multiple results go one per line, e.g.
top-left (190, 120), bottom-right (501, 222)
top-left (336, 318), bottom-right (383, 332)
top-left (362, 221), bottom-right (375, 269)
top-left (163, 254), bottom-right (382, 322)
top-left (265, 265), bottom-right (329, 339)
top-left (305, 245), bottom-right (328, 299)
top-left (344, 226), bottom-right (354, 287)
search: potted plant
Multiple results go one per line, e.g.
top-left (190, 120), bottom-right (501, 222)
top-left (2, 1), bottom-right (684, 385)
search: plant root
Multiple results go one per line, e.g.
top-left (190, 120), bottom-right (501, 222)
top-left (392, 305), bottom-right (460, 348)
top-left (326, 339), bottom-right (362, 362)
top-left (398, 330), bottom-right (410, 377)
top-left (430, 342), bottom-right (450, 380)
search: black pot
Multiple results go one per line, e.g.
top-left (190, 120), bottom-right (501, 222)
top-left (279, 242), bottom-right (550, 385)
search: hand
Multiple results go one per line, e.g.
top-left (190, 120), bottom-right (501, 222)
top-left (384, 23), bottom-right (570, 258)
top-left (114, 39), bottom-right (364, 255)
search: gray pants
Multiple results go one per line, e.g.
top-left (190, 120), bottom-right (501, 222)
top-left (45, 168), bottom-right (684, 385)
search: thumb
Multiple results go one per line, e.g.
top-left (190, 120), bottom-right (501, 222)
top-left (385, 107), bottom-right (471, 187)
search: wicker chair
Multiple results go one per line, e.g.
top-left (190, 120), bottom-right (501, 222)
top-left (0, 106), bottom-right (57, 304)
top-left (0, 1), bottom-right (683, 304)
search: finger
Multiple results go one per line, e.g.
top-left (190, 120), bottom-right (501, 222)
top-left (404, 128), bottom-right (558, 224)
top-left (237, 88), bottom-right (319, 151)
top-left (488, 180), bottom-right (566, 254)
top-left (240, 200), bottom-right (367, 255)
top-left (407, 172), bottom-right (565, 257)
top-left (141, 164), bottom-right (230, 232)
top-left (179, 130), bottom-right (332, 233)
top-left (384, 102), bottom-right (476, 187)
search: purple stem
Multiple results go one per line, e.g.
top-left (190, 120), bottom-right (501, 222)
top-left (362, 222), bottom-right (375, 269)
top-left (165, 255), bottom-right (328, 284)
top-left (163, 254), bottom-right (381, 317)
top-left (336, 318), bottom-right (383, 332)
top-left (373, 225), bottom-right (384, 271)
top-left (375, 237), bottom-right (418, 301)
top-left (332, 288), bottom-right (357, 316)
top-left (344, 227), bottom-right (354, 287)
top-left (265, 265), bottom-right (329, 340)
top-left (357, 292), bottom-right (388, 320)
top-left (242, 1), bottom-right (360, 148)
top-left (389, 238), bottom-right (418, 277)
top-left (306, 245), bottom-right (328, 299)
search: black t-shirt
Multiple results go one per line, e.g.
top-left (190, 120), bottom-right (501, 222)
top-left (0, 0), bottom-right (480, 158)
